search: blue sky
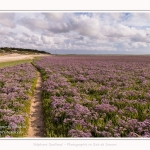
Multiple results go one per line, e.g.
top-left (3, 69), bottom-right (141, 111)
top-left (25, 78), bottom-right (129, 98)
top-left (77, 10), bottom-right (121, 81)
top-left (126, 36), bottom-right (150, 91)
top-left (0, 12), bottom-right (150, 54)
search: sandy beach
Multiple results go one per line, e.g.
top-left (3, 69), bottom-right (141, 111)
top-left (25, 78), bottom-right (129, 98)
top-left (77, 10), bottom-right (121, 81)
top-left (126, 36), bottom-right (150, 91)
top-left (0, 53), bottom-right (49, 63)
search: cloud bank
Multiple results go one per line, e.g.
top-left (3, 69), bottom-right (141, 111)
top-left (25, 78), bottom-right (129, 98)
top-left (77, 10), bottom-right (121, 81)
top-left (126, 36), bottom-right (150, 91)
top-left (0, 12), bottom-right (150, 54)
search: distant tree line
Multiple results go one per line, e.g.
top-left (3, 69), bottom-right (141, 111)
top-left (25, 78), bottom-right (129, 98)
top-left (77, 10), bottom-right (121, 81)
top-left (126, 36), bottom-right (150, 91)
top-left (0, 47), bottom-right (51, 54)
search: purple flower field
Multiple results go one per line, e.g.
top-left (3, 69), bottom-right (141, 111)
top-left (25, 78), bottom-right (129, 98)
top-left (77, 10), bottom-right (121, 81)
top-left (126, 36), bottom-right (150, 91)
top-left (34, 56), bottom-right (150, 137)
top-left (0, 63), bottom-right (37, 137)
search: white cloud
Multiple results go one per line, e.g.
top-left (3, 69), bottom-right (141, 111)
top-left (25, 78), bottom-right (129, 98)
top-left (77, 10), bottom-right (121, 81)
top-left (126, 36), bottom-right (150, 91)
top-left (132, 42), bottom-right (147, 48)
top-left (19, 17), bottom-right (50, 31)
top-left (69, 14), bottom-right (104, 39)
top-left (41, 35), bottom-right (54, 44)
top-left (19, 16), bottom-right (71, 33)
top-left (0, 28), bottom-right (10, 35)
top-left (0, 13), bottom-right (16, 28)
top-left (120, 13), bottom-right (150, 27)
top-left (1, 12), bottom-right (150, 54)
top-left (43, 13), bottom-right (64, 21)
top-left (122, 42), bottom-right (132, 49)
top-left (31, 35), bottom-right (39, 42)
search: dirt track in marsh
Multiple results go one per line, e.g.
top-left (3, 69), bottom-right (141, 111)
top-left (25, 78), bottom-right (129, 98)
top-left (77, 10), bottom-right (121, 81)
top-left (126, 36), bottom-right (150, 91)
top-left (26, 71), bottom-right (44, 137)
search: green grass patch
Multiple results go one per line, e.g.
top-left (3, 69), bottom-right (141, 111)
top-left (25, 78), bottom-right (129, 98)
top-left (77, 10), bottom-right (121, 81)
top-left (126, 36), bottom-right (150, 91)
top-left (0, 59), bottom-right (32, 68)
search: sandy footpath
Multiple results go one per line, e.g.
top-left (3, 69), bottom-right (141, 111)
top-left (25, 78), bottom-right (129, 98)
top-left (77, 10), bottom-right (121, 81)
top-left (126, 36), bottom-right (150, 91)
top-left (0, 53), bottom-right (49, 63)
top-left (27, 72), bottom-right (44, 137)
